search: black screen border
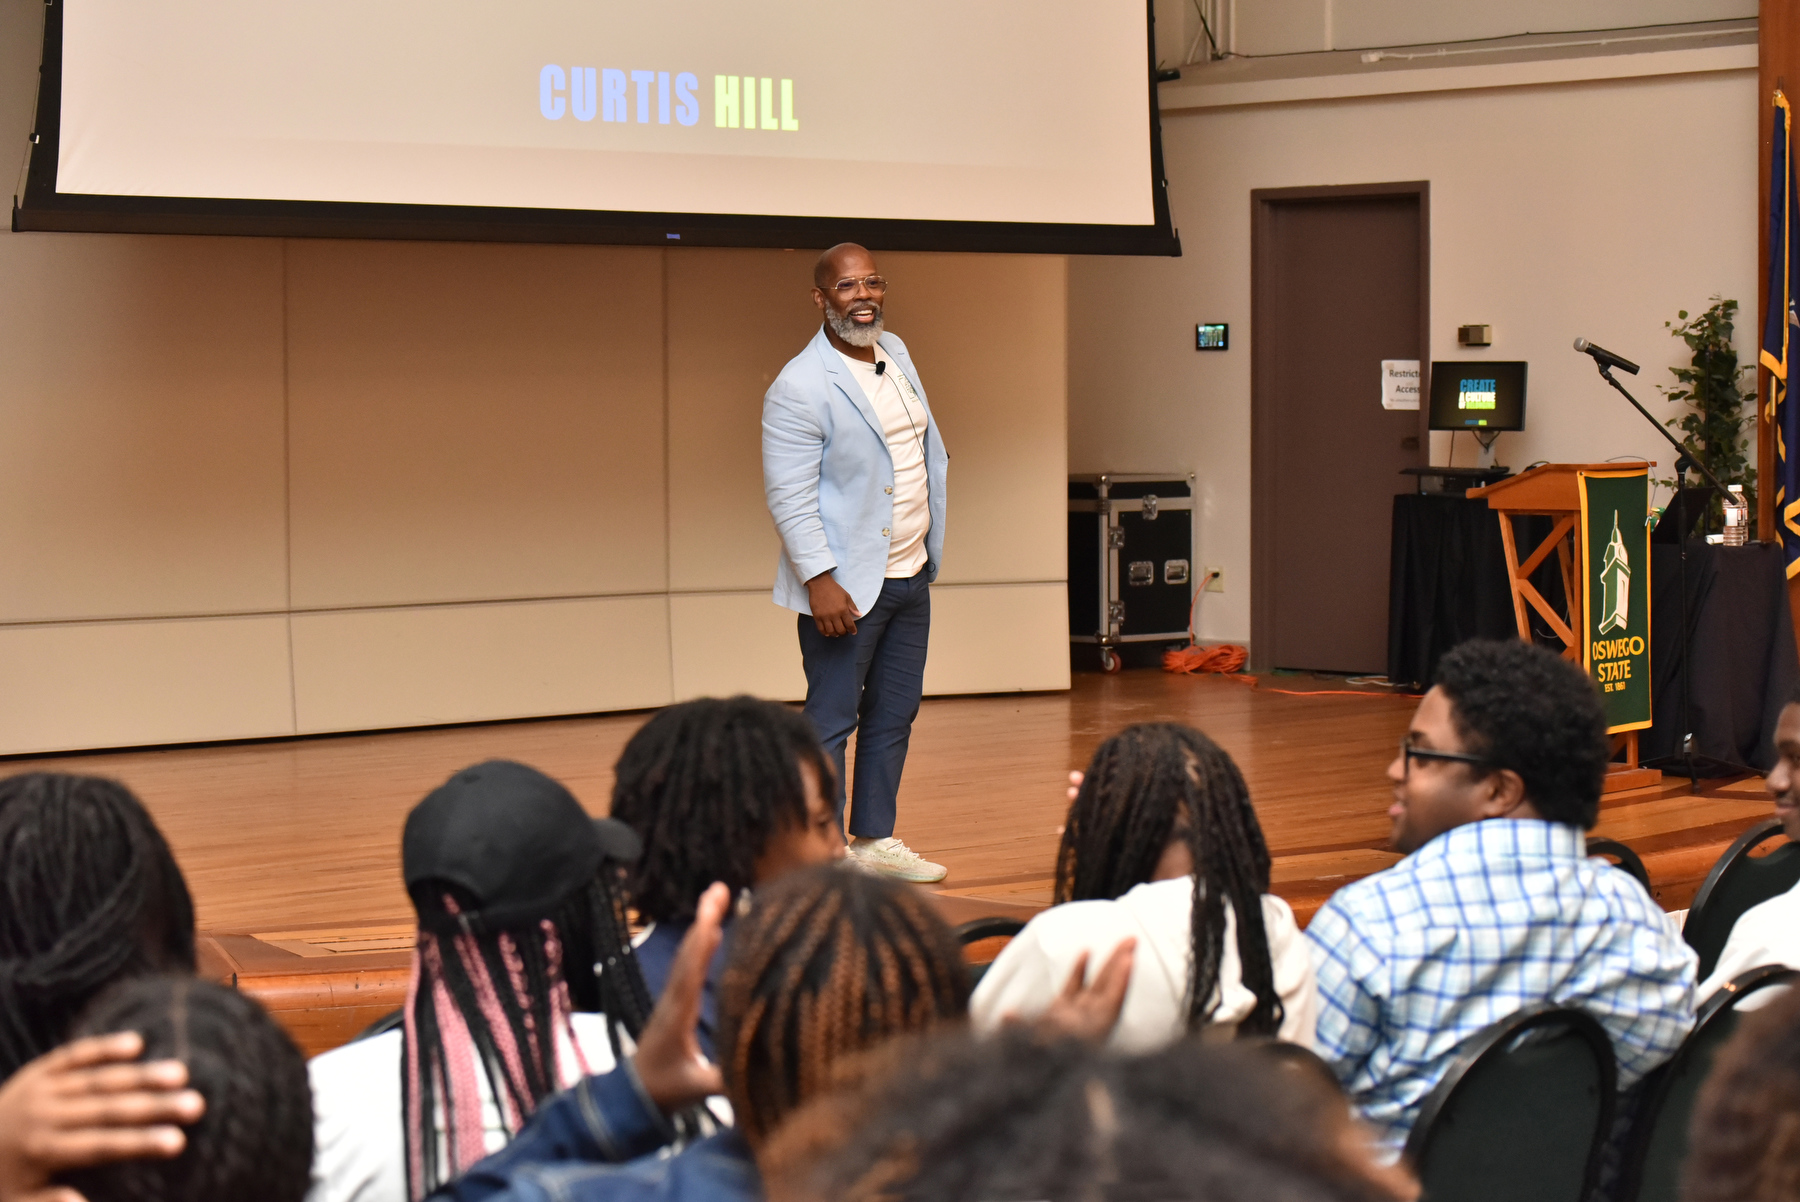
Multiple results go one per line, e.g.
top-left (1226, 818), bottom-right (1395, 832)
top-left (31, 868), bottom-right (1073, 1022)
top-left (1427, 360), bottom-right (1528, 432)
top-left (13, 1), bottom-right (1181, 256)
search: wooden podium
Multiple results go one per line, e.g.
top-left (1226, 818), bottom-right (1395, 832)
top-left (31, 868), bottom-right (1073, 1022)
top-left (1469, 463), bottom-right (1659, 792)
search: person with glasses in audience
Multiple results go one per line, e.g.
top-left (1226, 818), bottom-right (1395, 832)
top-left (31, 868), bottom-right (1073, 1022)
top-left (1305, 638), bottom-right (1696, 1161)
top-left (761, 243), bottom-right (949, 883)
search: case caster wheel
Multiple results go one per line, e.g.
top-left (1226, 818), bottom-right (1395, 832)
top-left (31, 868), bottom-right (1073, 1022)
top-left (1099, 648), bottom-right (1121, 674)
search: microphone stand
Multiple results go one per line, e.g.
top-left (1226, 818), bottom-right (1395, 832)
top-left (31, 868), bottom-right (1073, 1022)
top-left (1593, 362), bottom-right (1731, 789)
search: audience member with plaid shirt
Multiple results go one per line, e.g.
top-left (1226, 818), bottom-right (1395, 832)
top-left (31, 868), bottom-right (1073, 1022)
top-left (1306, 639), bottom-right (1696, 1159)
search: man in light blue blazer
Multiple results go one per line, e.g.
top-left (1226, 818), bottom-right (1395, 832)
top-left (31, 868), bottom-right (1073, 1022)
top-left (762, 244), bottom-right (949, 883)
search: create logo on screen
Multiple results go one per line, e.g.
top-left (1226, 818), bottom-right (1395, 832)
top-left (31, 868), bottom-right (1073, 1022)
top-left (1457, 379), bottom-right (1497, 410)
top-left (539, 67), bottom-right (800, 131)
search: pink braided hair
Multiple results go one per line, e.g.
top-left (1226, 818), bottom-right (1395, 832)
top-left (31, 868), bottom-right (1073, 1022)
top-left (403, 898), bottom-right (590, 1201)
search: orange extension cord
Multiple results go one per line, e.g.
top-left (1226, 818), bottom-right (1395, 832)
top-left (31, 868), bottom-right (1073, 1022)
top-left (1161, 581), bottom-right (1416, 698)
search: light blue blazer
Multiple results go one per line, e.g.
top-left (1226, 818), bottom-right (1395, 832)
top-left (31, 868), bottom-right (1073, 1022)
top-left (763, 327), bottom-right (949, 616)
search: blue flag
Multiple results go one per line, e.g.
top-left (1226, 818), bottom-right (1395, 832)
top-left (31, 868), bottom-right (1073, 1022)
top-left (1763, 90), bottom-right (1800, 578)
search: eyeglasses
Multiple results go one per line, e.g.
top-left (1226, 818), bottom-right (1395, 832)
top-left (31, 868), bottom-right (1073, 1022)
top-left (1398, 734), bottom-right (1493, 779)
top-left (829, 275), bottom-right (887, 295)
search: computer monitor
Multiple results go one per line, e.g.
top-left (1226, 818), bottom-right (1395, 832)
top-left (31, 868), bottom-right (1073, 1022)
top-left (1428, 361), bottom-right (1527, 432)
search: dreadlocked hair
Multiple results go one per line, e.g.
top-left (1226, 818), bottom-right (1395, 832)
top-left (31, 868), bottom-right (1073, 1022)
top-left (0, 772), bottom-right (196, 1080)
top-left (611, 696), bottom-right (830, 924)
top-left (559, 862), bottom-right (657, 1048)
top-left (717, 864), bottom-right (969, 1148)
top-left (402, 880), bottom-right (628, 1200)
top-left (1054, 723), bottom-right (1282, 1038)
top-left (59, 975), bottom-right (313, 1202)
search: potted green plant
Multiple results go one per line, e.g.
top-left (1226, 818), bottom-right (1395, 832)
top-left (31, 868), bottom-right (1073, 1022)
top-left (1658, 297), bottom-right (1757, 535)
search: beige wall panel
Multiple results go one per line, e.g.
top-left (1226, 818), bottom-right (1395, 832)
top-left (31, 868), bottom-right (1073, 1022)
top-left (0, 234), bottom-right (287, 622)
top-left (0, 616), bottom-right (294, 754)
top-left (669, 250), bottom-right (1068, 596)
top-left (668, 591), bottom-right (807, 702)
top-left (880, 253), bottom-right (1068, 587)
top-left (286, 241), bottom-right (667, 609)
top-left (666, 249), bottom-right (822, 592)
top-left (923, 582), bottom-right (1070, 696)
top-left (290, 596), bottom-right (671, 733)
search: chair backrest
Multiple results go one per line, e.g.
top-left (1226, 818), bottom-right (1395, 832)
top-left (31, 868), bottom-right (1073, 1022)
top-left (1587, 837), bottom-right (1652, 894)
top-left (1614, 964), bottom-right (1799, 1202)
top-left (1405, 1005), bottom-right (1616, 1202)
top-left (954, 916), bottom-right (1026, 990)
top-left (1684, 819), bottom-right (1800, 981)
top-left (353, 1007), bottom-right (405, 1042)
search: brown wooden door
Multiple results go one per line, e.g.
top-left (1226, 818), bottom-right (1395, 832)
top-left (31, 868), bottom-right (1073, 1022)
top-left (1251, 184), bottom-right (1428, 674)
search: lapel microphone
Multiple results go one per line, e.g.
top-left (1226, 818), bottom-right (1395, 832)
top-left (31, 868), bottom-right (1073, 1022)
top-left (874, 360), bottom-right (886, 376)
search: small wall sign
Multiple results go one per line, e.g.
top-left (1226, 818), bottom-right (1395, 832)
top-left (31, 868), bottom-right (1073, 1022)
top-left (1196, 323), bottom-right (1228, 350)
top-left (1381, 359), bottom-right (1421, 410)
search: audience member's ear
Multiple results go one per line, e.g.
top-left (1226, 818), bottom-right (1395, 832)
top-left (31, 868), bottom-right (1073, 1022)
top-left (1473, 767), bottom-right (1529, 821)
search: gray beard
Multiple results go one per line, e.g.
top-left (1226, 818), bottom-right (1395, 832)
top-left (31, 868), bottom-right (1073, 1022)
top-left (826, 304), bottom-right (884, 348)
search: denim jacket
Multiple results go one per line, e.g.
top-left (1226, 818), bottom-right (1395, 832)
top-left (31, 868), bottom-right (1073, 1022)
top-left (427, 1061), bottom-right (761, 1202)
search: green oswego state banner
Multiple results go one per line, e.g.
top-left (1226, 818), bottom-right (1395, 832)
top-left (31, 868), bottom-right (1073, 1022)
top-left (1578, 469), bottom-right (1652, 733)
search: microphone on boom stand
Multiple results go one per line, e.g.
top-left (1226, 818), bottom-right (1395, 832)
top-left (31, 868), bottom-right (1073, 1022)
top-left (1572, 338), bottom-right (1640, 375)
top-left (1572, 335), bottom-right (1738, 787)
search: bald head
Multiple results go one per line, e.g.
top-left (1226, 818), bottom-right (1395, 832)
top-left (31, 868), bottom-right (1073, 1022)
top-left (815, 243), bottom-right (876, 289)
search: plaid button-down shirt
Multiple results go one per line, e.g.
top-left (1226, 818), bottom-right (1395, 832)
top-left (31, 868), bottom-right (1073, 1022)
top-left (1306, 819), bottom-right (1696, 1158)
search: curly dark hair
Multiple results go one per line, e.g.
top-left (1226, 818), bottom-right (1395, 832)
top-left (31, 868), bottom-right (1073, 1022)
top-left (766, 1028), bottom-right (1402, 1202)
top-left (0, 773), bottom-right (197, 1079)
top-left (58, 976), bottom-right (313, 1202)
top-left (611, 696), bottom-right (832, 924)
top-left (718, 864), bottom-right (968, 1148)
top-left (1056, 723), bottom-right (1281, 1037)
top-left (1432, 639), bottom-right (1610, 828)
top-left (1685, 984), bottom-right (1800, 1202)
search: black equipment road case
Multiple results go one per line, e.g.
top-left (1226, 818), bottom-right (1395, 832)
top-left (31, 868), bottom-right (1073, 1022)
top-left (1069, 474), bottom-right (1195, 672)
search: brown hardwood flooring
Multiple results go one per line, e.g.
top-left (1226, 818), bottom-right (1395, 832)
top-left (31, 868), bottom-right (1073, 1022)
top-left (5, 668), bottom-right (1771, 934)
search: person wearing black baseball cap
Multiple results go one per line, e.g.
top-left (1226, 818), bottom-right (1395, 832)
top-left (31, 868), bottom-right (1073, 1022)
top-left (306, 760), bottom-right (654, 1202)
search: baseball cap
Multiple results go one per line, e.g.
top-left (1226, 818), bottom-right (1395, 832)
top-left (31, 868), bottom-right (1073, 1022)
top-left (402, 759), bottom-right (641, 936)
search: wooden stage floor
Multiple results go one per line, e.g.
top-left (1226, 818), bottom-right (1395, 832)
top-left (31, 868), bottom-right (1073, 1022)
top-left (5, 668), bottom-right (1773, 930)
top-left (5, 668), bottom-right (1772, 1053)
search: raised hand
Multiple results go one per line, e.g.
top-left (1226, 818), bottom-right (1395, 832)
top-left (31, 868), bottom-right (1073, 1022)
top-left (1008, 937), bottom-right (1136, 1044)
top-left (633, 882), bottom-right (730, 1115)
top-left (0, 1032), bottom-right (203, 1202)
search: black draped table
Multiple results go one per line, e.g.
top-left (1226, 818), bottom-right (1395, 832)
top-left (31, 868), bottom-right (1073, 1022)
top-left (1388, 494), bottom-right (1798, 772)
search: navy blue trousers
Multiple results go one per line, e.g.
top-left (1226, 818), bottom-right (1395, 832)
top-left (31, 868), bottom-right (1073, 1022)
top-left (798, 570), bottom-right (930, 839)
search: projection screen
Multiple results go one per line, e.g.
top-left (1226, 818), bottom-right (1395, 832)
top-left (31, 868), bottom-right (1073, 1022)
top-left (14, 0), bottom-right (1179, 254)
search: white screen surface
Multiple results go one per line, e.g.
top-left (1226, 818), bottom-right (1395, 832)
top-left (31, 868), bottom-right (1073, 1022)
top-left (54, 0), bottom-right (1154, 228)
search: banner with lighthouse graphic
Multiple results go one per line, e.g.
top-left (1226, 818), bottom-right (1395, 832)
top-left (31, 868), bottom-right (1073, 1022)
top-left (1578, 468), bottom-right (1652, 733)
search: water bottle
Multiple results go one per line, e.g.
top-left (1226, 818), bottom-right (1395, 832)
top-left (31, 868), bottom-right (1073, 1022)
top-left (1723, 485), bottom-right (1748, 546)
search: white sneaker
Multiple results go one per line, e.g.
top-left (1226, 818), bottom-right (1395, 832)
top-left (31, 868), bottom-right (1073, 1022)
top-left (848, 837), bottom-right (948, 883)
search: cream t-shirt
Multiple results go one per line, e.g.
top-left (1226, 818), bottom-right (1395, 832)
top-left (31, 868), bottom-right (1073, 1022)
top-left (838, 346), bottom-right (930, 577)
top-left (1695, 875), bottom-right (1800, 1006)
top-left (969, 877), bottom-right (1320, 1052)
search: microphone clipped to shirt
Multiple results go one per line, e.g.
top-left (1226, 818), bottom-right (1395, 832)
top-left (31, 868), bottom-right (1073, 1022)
top-left (874, 360), bottom-right (886, 376)
top-left (1573, 338), bottom-right (1640, 375)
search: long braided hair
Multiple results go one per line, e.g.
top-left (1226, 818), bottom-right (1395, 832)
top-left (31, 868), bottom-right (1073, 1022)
top-left (611, 696), bottom-right (830, 924)
top-left (0, 772), bottom-right (196, 1080)
top-left (717, 864), bottom-right (969, 1148)
top-left (1054, 724), bottom-right (1282, 1037)
top-left (401, 870), bottom-right (650, 1199)
top-left (61, 975), bottom-right (313, 1202)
